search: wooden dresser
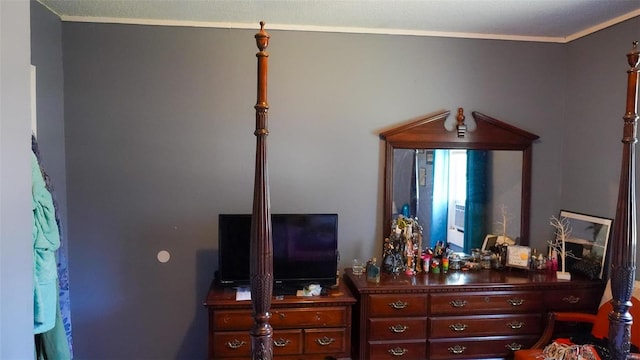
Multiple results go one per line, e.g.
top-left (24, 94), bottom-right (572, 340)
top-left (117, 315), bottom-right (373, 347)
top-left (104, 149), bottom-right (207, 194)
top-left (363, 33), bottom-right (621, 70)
top-left (343, 269), bottom-right (604, 360)
top-left (203, 281), bottom-right (356, 360)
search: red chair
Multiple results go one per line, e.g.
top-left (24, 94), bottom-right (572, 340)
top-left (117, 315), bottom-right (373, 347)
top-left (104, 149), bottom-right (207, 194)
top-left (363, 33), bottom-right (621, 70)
top-left (514, 282), bottom-right (640, 359)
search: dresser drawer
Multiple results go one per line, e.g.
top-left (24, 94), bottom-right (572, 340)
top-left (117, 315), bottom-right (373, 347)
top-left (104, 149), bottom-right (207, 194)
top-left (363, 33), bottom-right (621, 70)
top-left (429, 314), bottom-right (542, 338)
top-left (212, 309), bottom-right (253, 331)
top-left (545, 287), bottom-right (602, 312)
top-left (273, 330), bottom-right (304, 355)
top-left (214, 307), bottom-right (348, 331)
top-left (428, 335), bottom-right (538, 359)
top-left (368, 340), bottom-right (427, 360)
top-left (430, 291), bottom-right (543, 315)
top-left (368, 294), bottom-right (428, 317)
top-left (304, 328), bottom-right (347, 354)
top-left (369, 317), bottom-right (427, 341)
top-left (211, 331), bottom-right (251, 358)
top-left (211, 329), bottom-right (304, 357)
top-left (271, 306), bottom-right (348, 328)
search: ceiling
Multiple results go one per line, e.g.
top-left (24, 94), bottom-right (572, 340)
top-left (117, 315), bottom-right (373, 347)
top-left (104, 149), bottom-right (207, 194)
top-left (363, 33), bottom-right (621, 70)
top-left (38, 0), bottom-right (640, 43)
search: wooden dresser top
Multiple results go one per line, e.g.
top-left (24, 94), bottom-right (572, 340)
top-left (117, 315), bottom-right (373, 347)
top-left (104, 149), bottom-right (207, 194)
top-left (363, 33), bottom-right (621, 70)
top-left (204, 280), bottom-right (356, 309)
top-left (343, 268), bottom-right (604, 294)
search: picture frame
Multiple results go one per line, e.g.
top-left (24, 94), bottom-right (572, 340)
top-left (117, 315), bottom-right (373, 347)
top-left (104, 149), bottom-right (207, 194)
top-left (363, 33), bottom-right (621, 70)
top-left (558, 210), bottom-right (613, 280)
top-left (506, 245), bottom-right (531, 269)
top-left (482, 234), bottom-right (499, 251)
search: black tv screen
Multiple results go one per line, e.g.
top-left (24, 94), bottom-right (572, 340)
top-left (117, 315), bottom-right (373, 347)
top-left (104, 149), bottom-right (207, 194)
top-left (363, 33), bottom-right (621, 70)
top-left (217, 214), bottom-right (338, 288)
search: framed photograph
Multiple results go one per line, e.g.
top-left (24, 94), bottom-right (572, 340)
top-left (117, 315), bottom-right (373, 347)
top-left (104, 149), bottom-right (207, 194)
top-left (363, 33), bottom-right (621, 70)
top-left (482, 234), bottom-right (499, 251)
top-left (506, 245), bottom-right (531, 269)
top-left (558, 210), bottom-right (613, 280)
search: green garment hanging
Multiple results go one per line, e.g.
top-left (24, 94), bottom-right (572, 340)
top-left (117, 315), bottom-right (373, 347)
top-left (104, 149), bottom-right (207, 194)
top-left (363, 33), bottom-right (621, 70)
top-left (32, 150), bottom-right (60, 334)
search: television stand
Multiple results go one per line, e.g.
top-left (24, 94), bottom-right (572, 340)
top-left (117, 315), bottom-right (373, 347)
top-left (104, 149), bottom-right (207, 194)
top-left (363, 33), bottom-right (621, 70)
top-left (204, 279), bottom-right (356, 359)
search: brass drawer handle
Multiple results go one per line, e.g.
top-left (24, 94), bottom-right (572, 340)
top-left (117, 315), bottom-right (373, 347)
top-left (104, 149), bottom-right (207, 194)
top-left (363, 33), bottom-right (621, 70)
top-left (388, 347), bottom-right (408, 356)
top-left (449, 323), bottom-right (468, 332)
top-left (506, 342), bottom-right (523, 351)
top-left (316, 336), bottom-right (335, 346)
top-left (278, 312), bottom-right (286, 320)
top-left (273, 338), bottom-right (291, 347)
top-left (507, 298), bottom-right (525, 306)
top-left (507, 321), bottom-right (525, 329)
top-left (563, 296), bottom-right (580, 304)
top-left (389, 300), bottom-right (408, 309)
top-left (226, 339), bottom-right (246, 349)
top-left (389, 324), bottom-right (408, 333)
top-left (448, 345), bottom-right (466, 354)
top-left (449, 299), bottom-right (468, 308)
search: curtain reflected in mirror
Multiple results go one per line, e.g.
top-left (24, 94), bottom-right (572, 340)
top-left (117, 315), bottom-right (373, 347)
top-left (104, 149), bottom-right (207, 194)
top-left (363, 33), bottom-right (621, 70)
top-left (393, 149), bottom-right (522, 253)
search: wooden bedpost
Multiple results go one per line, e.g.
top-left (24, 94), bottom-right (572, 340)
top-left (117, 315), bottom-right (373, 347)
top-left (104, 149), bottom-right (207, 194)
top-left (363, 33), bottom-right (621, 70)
top-left (609, 41), bottom-right (639, 360)
top-left (250, 21), bottom-right (273, 360)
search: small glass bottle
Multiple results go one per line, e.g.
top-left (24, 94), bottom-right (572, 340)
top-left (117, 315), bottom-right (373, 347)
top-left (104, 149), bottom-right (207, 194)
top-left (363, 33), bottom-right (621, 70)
top-left (367, 257), bottom-right (381, 283)
top-left (431, 259), bottom-right (441, 274)
top-left (481, 251), bottom-right (492, 270)
top-left (442, 256), bottom-right (449, 273)
top-left (530, 249), bottom-right (538, 271)
top-left (422, 253), bottom-right (432, 273)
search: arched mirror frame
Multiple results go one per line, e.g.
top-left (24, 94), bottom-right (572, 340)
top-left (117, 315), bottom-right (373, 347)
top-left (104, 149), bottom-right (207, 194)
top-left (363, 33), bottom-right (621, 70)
top-left (380, 109), bottom-right (540, 250)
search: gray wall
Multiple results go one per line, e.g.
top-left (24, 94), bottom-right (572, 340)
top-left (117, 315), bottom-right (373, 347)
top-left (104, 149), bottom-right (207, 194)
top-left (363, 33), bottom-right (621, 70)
top-left (61, 22), bottom-right (567, 359)
top-left (563, 19), bottom-right (640, 221)
top-left (27, 8), bottom-right (638, 359)
top-left (0, 1), bottom-right (34, 358)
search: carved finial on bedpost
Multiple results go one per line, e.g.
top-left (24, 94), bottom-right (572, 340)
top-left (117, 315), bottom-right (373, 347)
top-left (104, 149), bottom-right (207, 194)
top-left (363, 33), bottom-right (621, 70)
top-left (628, 41), bottom-right (639, 67)
top-left (255, 21), bottom-right (270, 52)
top-left (609, 40), bottom-right (639, 360)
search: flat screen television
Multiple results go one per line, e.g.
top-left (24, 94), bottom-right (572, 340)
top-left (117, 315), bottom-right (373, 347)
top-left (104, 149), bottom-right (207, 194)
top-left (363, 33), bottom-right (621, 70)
top-left (217, 213), bottom-right (339, 292)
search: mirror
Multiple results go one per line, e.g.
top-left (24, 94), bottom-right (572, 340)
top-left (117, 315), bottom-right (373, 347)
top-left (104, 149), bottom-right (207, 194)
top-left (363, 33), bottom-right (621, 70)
top-left (380, 109), bottom-right (539, 253)
top-left (393, 148), bottom-right (522, 252)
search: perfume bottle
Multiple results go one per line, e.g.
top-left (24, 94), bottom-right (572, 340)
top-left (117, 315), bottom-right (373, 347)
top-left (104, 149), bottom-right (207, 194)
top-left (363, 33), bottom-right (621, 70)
top-left (366, 257), bottom-right (381, 283)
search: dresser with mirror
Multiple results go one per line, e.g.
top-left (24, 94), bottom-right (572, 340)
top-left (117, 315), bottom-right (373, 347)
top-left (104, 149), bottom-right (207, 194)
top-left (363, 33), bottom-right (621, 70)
top-left (343, 109), bottom-right (605, 359)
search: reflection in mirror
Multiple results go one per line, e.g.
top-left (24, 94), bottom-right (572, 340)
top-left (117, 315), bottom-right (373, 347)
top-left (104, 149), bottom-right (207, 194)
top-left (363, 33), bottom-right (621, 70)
top-left (393, 149), bottom-right (522, 253)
